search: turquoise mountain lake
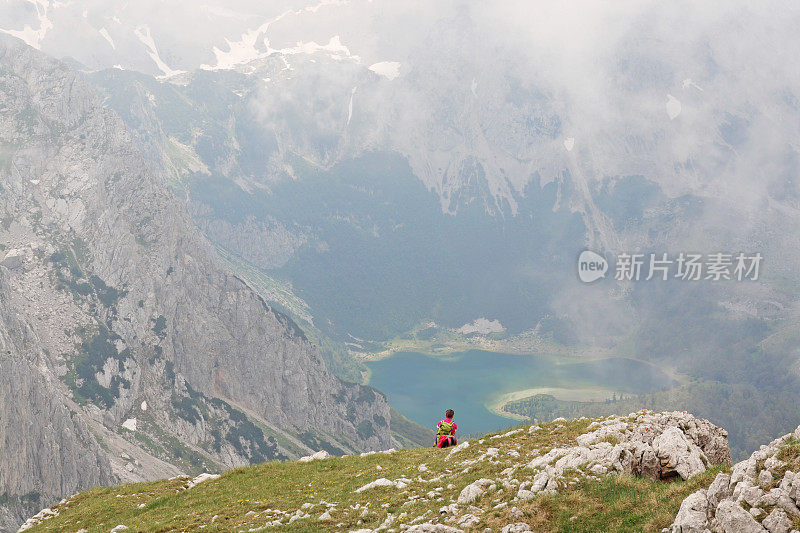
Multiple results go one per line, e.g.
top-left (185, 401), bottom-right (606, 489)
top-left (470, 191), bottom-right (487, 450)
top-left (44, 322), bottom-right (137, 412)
top-left (366, 350), bottom-right (675, 437)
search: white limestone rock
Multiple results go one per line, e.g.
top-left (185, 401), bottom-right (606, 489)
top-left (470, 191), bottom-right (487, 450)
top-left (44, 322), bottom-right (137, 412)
top-left (458, 479), bottom-right (494, 504)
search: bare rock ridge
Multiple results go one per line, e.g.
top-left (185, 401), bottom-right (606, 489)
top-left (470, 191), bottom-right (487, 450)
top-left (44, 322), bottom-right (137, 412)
top-left (0, 34), bottom-right (391, 532)
top-left (350, 411), bottom-right (730, 532)
top-left (349, 411), bottom-right (730, 532)
top-left (519, 410), bottom-right (730, 492)
top-left (668, 425), bottom-right (800, 533)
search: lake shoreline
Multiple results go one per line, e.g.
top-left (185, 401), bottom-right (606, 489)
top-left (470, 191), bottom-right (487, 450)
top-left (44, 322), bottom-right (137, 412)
top-left (365, 349), bottom-right (680, 437)
top-left (487, 386), bottom-right (621, 422)
top-left (364, 349), bottom-right (683, 387)
top-left (350, 327), bottom-right (611, 363)
top-left (356, 342), bottom-right (617, 364)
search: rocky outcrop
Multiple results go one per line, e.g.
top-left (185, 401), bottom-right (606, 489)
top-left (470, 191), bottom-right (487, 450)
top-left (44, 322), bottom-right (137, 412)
top-left (457, 479), bottom-right (495, 505)
top-left (0, 34), bottom-right (391, 532)
top-left (351, 412), bottom-right (729, 533)
top-left (412, 412), bottom-right (727, 532)
top-left (519, 411), bottom-right (730, 498)
top-left (667, 425), bottom-right (800, 533)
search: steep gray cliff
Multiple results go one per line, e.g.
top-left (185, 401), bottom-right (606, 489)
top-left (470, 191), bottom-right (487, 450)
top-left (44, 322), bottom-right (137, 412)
top-left (0, 35), bottom-right (392, 532)
top-left (0, 271), bottom-right (115, 531)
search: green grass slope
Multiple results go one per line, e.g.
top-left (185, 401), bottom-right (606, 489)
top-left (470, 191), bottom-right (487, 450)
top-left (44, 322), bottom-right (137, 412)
top-left (21, 417), bottom-right (725, 533)
top-left (389, 408), bottom-right (435, 449)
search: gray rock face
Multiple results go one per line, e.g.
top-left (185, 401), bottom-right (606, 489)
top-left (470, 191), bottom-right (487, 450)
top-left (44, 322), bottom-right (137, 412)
top-left (667, 424), bottom-right (800, 533)
top-left (0, 269), bottom-right (113, 532)
top-left (713, 500), bottom-right (766, 533)
top-left (457, 479), bottom-right (494, 504)
top-left (671, 489), bottom-right (710, 533)
top-left (0, 35), bottom-right (391, 532)
top-left (762, 508), bottom-right (792, 533)
top-left (0, 356), bottom-right (114, 531)
top-left (525, 411), bottom-right (730, 495)
top-left (653, 426), bottom-right (708, 481)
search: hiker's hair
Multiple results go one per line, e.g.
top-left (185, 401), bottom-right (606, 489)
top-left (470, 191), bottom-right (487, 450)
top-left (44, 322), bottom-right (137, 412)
top-left (445, 409), bottom-right (454, 419)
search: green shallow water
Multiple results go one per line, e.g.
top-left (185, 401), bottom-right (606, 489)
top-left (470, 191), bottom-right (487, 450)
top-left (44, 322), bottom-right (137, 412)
top-left (366, 350), bottom-right (675, 437)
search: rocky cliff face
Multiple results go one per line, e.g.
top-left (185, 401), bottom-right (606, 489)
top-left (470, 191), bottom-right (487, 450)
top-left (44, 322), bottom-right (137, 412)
top-left (0, 268), bottom-right (115, 529)
top-left (0, 35), bottom-right (392, 532)
top-left (668, 426), bottom-right (800, 533)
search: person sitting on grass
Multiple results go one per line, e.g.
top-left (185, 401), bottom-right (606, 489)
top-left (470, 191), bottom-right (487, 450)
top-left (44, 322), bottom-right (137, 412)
top-left (435, 409), bottom-right (458, 448)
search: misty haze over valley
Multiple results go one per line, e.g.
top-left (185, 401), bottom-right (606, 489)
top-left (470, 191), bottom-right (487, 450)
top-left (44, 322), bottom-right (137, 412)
top-left (1, 1), bottom-right (800, 531)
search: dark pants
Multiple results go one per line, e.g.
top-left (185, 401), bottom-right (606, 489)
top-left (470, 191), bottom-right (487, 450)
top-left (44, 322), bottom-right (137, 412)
top-left (436, 434), bottom-right (457, 448)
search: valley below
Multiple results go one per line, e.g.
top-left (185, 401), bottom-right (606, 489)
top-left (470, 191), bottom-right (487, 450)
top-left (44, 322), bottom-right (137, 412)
top-left (365, 350), bottom-right (676, 437)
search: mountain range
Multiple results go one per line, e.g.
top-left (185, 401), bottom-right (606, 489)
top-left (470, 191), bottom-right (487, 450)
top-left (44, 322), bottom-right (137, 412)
top-left (0, 34), bottom-right (408, 532)
top-left (2, 1), bottom-right (800, 531)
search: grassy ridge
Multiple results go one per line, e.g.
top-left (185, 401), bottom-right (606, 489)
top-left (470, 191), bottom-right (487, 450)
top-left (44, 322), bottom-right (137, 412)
top-left (24, 418), bottom-right (724, 532)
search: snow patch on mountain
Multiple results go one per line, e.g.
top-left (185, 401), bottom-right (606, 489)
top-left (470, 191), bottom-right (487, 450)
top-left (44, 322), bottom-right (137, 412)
top-left (368, 61), bottom-right (402, 80)
top-left (347, 86), bottom-right (357, 126)
top-left (133, 25), bottom-right (185, 78)
top-left (203, 31), bottom-right (355, 71)
top-left (682, 78), bottom-right (703, 92)
top-left (666, 94), bottom-right (681, 120)
top-left (200, 0), bottom-right (349, 71)
top-left (99, 28), bottom-right (115, 50)
top-left (0, 0), bottom-right (52, 49)
top-left (267, 35), bottom-right (356, 61)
